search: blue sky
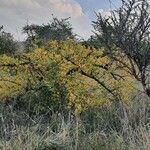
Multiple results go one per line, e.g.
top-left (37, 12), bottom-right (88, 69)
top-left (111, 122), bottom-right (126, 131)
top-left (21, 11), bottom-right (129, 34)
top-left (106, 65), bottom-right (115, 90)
top-left (0, 0), bottom-right (121, 40)
top-left (76, 0), bottom-right (121, 19)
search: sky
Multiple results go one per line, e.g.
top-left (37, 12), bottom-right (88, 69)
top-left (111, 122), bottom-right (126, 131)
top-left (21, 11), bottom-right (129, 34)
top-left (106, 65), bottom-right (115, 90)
top-left (0, 0), bottom-right (121, 41)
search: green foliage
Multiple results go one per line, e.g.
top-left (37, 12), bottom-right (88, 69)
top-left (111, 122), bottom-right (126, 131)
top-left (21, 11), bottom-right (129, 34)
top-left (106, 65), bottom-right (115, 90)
top-left (16, 61), bottom-right (69, 114)
top-left (23, 17), bottom-right (75, 51)
top-left (0, 26), bottom-right (17, 55)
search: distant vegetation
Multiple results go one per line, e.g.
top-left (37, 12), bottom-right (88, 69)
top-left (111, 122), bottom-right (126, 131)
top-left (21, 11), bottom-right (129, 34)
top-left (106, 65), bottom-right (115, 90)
top-left (0, 26), bottom-right (17, 55)
top-left (0, 0), bottom-right (150, 149)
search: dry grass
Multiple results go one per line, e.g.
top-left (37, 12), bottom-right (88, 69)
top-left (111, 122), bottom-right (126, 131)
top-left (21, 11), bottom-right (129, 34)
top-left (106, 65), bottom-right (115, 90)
top-left (0, 94), bottom-right (150, 150)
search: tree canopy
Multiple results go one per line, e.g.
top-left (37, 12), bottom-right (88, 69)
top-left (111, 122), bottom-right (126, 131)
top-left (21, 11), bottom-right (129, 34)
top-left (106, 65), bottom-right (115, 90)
top-left (23, 17), bottom-right (75, 51)
top-left (0, 40), bottom-right (135, 113)
top-left (92, 0), bottom-right (150, 98)
top-left (0, 26), bottom-right (17, 55)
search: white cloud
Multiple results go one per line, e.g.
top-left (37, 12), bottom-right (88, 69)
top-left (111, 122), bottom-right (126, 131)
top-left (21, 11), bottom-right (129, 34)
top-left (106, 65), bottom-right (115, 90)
top-left (0, 0), bottom-right (92, 40)
top-left (96, 9), bottom-right (112, 18)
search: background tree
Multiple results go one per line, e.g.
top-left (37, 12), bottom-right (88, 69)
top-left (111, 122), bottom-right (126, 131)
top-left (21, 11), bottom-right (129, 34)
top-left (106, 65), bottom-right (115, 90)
top-left (23, 17), bottom-right (75, 51)
top-left (92, 0), bottom-right (150, 97)
top-left (0, 26), bottom-right (17, 55)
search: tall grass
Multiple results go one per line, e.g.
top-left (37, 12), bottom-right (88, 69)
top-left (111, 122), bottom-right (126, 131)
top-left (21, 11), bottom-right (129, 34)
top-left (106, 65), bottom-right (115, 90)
top-left (0, 93), bottom-right (150, 150)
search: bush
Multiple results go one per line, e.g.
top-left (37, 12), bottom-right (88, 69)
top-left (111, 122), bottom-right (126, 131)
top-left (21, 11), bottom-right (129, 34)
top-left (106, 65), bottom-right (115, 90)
top-left (13, 61), bottom-right (69, 115)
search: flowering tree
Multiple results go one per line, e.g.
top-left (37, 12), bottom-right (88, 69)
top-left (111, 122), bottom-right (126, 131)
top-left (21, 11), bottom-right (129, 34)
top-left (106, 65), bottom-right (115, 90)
top-left (0, 40), bottom-right (135, 113)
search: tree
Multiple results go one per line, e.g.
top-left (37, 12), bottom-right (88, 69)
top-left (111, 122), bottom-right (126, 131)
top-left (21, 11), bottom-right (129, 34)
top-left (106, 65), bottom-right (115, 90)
top-left (0, 40), bottom-right (135, 113)
top-left (92, 0), bottom-right (150, 97)
top-left (0, 26), bottom-right (17, 55)
top-left (44, 40), bottom-right (135, 113)
top-left (0, 49), bottom-right (68, 114)
top-left (23, 17), bottom-right (75, 51)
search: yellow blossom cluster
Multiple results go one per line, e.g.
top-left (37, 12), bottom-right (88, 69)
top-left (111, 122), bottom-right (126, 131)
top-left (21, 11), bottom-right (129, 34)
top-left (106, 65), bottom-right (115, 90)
top-left (0, 40), bottom-right (135, 113)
